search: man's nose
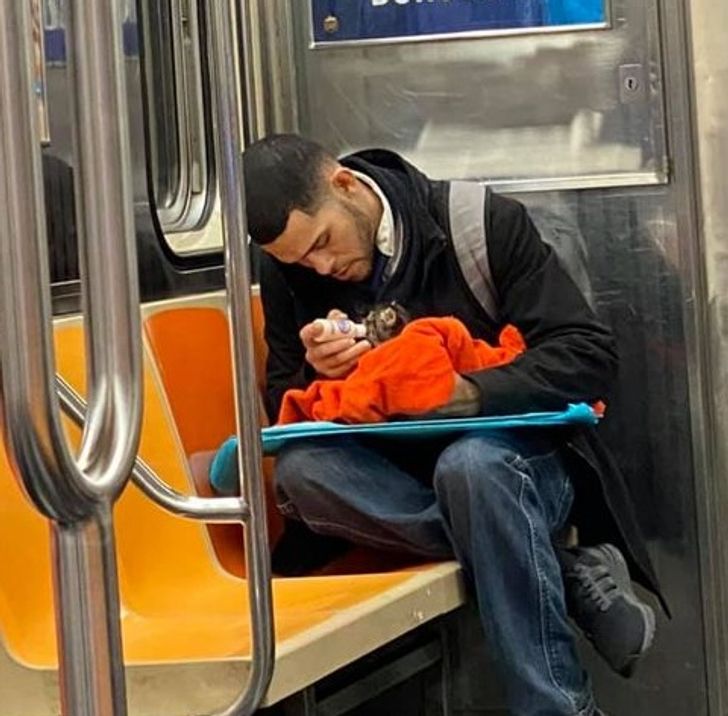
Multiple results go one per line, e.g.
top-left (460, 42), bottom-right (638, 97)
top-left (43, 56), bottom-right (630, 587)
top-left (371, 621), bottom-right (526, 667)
top-left (310, 254), bottom-right (335, 276)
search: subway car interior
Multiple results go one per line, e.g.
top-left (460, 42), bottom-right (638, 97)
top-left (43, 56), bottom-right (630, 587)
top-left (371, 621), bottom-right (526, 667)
top-left (1, 1), bottom-right (727, 714)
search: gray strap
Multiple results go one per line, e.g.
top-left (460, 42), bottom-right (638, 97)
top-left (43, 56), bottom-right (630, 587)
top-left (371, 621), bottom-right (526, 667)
top-left (448, 181), bottom-right (500, 322)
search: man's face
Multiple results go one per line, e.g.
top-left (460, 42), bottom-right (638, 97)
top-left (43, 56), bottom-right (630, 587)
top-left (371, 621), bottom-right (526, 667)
top-left (262, 169), bottom-right (378, 282)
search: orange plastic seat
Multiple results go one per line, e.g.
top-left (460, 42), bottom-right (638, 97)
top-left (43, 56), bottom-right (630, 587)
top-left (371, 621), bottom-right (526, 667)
top-left (0, 297), bottom-right (465, 712)
top-left (143, 302), bottom-right (283, 577)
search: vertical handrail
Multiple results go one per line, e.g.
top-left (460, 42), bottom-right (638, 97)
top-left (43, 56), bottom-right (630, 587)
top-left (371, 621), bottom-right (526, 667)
top-left (208, 1), bottom-right (275, 714)
top-left (235, 0), bottom-right (267, 145)
top-left (0, 1), bottom-right (142, 715)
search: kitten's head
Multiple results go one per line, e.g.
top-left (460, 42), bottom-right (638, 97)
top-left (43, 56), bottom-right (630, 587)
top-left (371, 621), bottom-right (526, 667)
top-left (362, 301), bottom-right (411, 346)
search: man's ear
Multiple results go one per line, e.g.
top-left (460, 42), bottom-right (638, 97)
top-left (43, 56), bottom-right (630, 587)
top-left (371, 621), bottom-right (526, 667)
top-left (329, 166), bottom-right (358, 196)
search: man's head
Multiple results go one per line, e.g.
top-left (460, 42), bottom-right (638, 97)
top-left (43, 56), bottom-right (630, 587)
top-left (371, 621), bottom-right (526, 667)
top-left (243, 134), bottom-right (382, 282)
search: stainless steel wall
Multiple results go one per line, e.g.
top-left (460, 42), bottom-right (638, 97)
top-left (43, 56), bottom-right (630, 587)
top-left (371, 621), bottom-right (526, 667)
top-left (259, 1), bottom-right (667, 191)
top-left (251, 1), bottom-right (718, 713)
top-left (525, 185), bottom-right (706, 714)
top-left (685, 1), bottom-right (728, 714)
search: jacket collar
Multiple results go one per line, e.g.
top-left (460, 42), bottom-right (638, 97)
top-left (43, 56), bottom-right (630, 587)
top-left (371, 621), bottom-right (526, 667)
top-left (340, 149), bottom-right (448, 253)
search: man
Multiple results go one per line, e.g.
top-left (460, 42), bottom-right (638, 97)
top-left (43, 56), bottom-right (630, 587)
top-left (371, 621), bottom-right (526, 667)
top-left (243, 134), bottom-right (663, 716)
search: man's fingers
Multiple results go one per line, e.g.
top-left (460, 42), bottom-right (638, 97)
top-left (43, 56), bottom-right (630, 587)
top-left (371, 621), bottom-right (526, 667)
top-left (323, 361), bottom-right (358, 379)
top-left (299, 321), bottom-right (323, 345)
top-left (310, 339), bottom-right (372, 377)
top-left (325, 339), bottom-right (372, 368)
top-left (306, 337), bottom-right (356, 363)
top-left (300, 311), bottom-right (369, 377)
top-left (320, 352), bottom-right (368, 378)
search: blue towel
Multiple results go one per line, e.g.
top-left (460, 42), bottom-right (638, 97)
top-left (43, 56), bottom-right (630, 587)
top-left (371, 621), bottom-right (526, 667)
top-left (209, 403), bottom-right (599, 496)
top-left (209, 436), bottom-right (240, 496)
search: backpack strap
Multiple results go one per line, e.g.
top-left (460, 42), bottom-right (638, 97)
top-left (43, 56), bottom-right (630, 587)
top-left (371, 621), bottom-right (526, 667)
top-left (448, 181), bottom-right (500, 322)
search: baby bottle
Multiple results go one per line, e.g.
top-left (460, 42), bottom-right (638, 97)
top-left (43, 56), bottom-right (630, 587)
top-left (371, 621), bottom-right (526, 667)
top-left (312, 317), bottom-right (367, 342)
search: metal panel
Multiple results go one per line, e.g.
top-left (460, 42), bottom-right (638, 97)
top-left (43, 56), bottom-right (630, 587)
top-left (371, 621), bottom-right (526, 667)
top-left (255, 0), bottom-right (667, 190)
top-left (540, 187), bottom-right (705, 714)
top-left (682, 0), bottom-right (728, 714)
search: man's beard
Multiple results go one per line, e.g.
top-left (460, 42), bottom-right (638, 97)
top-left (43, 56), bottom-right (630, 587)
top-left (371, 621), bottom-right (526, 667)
top-left (344, 201), bottom-right (376, 275)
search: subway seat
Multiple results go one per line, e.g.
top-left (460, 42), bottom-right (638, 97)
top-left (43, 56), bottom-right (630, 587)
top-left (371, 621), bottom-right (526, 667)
top-left (0, 292), bottom-right (465, 715)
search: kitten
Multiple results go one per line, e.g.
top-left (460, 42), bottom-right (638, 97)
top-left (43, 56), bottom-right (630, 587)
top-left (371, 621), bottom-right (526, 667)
top-left (362, 301), bottom-right (411, 346)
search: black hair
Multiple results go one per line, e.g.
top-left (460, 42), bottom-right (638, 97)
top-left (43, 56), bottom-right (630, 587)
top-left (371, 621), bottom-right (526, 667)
top-left (242, 134), bottom-right (336, 245)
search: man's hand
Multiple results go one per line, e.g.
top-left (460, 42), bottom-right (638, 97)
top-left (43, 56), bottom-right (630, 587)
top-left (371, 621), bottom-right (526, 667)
top-left (300, 309), bottom-right (372, 378)
top-left (426, 374), bottom-right (481, 418)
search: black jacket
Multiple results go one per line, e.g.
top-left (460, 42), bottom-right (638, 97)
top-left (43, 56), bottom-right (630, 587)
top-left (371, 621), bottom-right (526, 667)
top-left (258, 149), bottom-right (666, 614)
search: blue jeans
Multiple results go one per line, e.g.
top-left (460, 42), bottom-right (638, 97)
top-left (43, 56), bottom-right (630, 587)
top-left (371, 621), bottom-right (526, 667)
top-left (275, 431), bottom-right (596, 716)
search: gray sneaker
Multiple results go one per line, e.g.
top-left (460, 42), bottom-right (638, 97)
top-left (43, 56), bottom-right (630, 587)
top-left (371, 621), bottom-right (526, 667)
top-left (559, 543), bottom-right (656, 677)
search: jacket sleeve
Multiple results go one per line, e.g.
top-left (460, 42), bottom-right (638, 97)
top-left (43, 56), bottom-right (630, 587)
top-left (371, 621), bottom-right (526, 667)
top-left (259, 254), bottom-right (311, 422)
top-left (466, 193), bottom-right (618, 415)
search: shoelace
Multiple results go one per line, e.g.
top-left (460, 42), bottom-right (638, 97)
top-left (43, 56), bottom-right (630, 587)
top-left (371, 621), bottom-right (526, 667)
top-left (572, 563), bottom-right (619, 613)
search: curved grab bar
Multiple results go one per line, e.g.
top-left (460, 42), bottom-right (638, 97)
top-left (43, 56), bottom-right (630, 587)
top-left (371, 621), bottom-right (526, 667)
top-left (0, 2), bottom-right (91, 522)
top-left (207, 1), bottom-right (275, 713)
top-left (68, 1), bottom-right (143, 499)
top-left (57, 376), bottom-right (248, 523)
top-left (0, 2), bottom-right (142, 714)
top-left (0, 0), bottom-right (142, 524)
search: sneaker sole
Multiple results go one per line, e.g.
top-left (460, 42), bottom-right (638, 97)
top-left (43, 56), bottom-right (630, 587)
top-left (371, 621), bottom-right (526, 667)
top-left (597, 544), bottom-right (656, 677)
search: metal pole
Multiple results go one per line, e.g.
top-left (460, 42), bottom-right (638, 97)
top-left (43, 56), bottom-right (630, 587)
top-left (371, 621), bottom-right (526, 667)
top-left (208, 0), bottom-right (275, 712)
top-left (52, 508), bottom-right (128, 716)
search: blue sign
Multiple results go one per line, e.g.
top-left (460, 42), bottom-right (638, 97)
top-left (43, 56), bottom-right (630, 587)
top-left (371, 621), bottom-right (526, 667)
top-left (311, 0), bottom-right (606, 44)
top-left (44, 23), bottom-right (139, 64)
top-left (43, 1), bottom-right (139, 65)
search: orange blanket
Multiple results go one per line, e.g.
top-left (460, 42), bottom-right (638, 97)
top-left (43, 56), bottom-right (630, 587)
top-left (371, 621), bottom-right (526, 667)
top-left (277, 317), bottom-right (526, 425)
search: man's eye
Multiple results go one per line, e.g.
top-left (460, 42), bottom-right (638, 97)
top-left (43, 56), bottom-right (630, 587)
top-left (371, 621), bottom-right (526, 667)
top-left (315, 234), bottom-right (329, 250)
